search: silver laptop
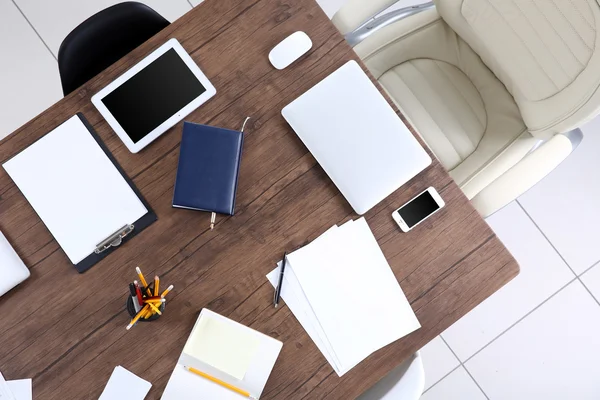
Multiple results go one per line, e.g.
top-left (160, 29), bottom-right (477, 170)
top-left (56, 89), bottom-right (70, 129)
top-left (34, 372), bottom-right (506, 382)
top-left (282, 61), bottom-right (431, 215)
top-left (0, 231), bottom-right (30, 297)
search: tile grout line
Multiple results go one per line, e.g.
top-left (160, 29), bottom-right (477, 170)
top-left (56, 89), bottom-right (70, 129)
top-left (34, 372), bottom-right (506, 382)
top-left (516, 200), bottom-right (600, 307)
top-left (420, 364), bottom-right (461, 395)
top-left (459, 277), bottom-right (577, 366)
top-left (187, 0), bottom-right (195, 8)
top-left (11, 0), bottom-right (57, 61)
top-left (439, 336), bottom-right (490, 400)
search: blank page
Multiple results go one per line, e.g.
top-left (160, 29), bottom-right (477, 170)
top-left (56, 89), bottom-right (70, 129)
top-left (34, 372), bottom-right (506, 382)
top-left (98, 366), bottom-right (151, 400)
top-left (3, 116), bottom-right (148, 264)
top-left (288, 218), bottom-right (421, 369)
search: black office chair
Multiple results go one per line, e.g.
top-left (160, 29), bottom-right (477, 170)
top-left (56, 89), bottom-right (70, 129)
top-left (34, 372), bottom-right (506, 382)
top-left (57, 2), bottom-right (169, 96)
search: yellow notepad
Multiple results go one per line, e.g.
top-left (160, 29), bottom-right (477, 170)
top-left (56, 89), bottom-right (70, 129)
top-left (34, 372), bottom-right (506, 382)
top-left (161, 309), bottom-right (283, 400)
top-left (183, 314), bottom-right (260, 380)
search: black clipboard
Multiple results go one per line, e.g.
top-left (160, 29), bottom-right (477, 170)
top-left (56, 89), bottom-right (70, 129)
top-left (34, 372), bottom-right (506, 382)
top-left (73, 113), bottom-right (157, 273)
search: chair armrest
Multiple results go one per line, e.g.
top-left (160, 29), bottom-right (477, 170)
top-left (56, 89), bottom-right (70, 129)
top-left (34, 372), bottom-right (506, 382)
top-left (332, 0), bottom-right (401, 35)
top-left (342, 2), bottom-right (436, 46)
top-left (471, 130), bottom-right (583, 218)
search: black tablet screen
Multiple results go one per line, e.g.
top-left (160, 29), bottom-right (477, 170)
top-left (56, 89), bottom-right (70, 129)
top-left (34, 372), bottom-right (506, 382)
top-left (101, 48), bottom-right (206, 143)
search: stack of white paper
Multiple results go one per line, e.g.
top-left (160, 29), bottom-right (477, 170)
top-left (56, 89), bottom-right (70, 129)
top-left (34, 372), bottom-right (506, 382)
top-left (0, 373), bottom-right (32, 400)
top-left (266, 218), bottom-right (420, 376)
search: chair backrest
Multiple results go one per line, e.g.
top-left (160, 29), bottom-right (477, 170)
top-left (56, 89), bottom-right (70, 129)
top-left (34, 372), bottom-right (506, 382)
top-left (57, 2), bottom-right (169, 96)
top-left (435, 0), bottom-right (600, 138)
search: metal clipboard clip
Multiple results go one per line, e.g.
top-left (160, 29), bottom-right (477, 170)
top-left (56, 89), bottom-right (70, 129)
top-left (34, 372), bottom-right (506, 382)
top-left (94, 224), bottom-right (135, 254)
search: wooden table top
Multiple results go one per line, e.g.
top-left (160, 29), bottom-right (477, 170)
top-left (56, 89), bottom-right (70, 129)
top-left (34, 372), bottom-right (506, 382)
top-left (0, 0), bottom-right (519, 398)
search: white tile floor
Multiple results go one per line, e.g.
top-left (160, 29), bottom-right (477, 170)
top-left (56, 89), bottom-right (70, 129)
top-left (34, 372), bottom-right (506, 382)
top-left (3, 0), bottom-right (600, 398)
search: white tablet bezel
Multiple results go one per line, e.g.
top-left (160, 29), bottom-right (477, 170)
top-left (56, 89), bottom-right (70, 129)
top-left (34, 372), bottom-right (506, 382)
top-left (91, 38), bottom-right (216, 153)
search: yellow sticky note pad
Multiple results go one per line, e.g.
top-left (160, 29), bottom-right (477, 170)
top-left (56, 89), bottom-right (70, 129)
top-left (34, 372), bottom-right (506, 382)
top-left (184, 315), bottom-right (260, 380)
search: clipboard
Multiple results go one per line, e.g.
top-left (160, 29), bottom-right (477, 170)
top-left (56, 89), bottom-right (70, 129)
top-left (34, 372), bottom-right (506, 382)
top-left (3, 113), bottom-right (157, 273)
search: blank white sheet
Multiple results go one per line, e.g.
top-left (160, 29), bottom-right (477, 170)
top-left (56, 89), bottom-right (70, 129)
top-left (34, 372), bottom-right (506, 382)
top-left (6, 380), bottom-right (31, 400)
top-left (0, 373), bottom-right (15, 400)
top-left (267, 218), bottom-right (420, 375)
top-left (3, 116), bottom-right (148, 264)
top-left (98, 366), bottom-right (151, 400)
top-left (289, 218), bottom-right (420, 369)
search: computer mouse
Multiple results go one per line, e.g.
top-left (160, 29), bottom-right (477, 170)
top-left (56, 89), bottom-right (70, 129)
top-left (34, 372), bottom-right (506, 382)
top-left (269, 31), bottom-right (313, 70)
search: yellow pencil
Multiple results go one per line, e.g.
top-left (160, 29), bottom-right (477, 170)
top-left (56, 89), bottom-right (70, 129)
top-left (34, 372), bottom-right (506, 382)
top-left (144, 299), bottom-right (166, 304)
top-left (126, 304), bottom-right (150, 330)
top-left (147, 302), bottom-right (162, 315)
top-left (136, 267), bottom-right (152, 296)
top-left (141, 307), bottom-right (154, 319)
top-left (185, 366), bottom-right (256, 399)
top-left (161, 285), bottom-right (174, 298)
top-left (153, 276), bottom-right (160, 297)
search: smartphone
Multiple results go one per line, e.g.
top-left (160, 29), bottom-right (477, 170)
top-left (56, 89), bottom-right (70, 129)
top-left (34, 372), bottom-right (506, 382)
top-left (392, 187), bottom-right (445, 232)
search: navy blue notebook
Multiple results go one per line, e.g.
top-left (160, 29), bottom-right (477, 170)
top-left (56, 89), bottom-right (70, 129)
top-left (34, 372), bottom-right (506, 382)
top-left (173, 122), bottom-right (244, 215)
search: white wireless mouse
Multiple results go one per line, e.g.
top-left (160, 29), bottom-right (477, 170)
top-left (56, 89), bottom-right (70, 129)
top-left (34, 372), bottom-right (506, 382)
top-left (269, 31), bottom-right (313, 70)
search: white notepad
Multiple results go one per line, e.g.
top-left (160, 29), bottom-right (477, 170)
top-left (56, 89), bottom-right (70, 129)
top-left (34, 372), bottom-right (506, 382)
top-left (161, 309), bottom-right (282, 400)
top-left (3, 115), bottom-right (148, 265)
top-left (267, 218), bottom-right (420, 376)
top-left (98, 366), bottom-right (151, 400)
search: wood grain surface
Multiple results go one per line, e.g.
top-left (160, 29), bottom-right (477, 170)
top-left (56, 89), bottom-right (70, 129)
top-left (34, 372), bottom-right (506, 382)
top-left (0, 0), bottom-right (519, 398)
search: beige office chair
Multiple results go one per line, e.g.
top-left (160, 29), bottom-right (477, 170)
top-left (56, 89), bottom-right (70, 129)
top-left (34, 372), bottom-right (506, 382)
top-left (332, 0), bottom-right (598, 217)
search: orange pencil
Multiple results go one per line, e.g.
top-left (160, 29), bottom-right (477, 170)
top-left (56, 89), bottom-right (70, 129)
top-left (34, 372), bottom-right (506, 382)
top-left (153, 276), bottom-right (160, 297)
top-left (126, 304), bottom-right (150, 330)
top-left (161, 285), bottom-right (174, 298)
top-left (147, 302), bottom-right (162, 315)
top-left (136, 267), bottom-right (152, 296)
top-left (185, 366), bottom-right (255, 399)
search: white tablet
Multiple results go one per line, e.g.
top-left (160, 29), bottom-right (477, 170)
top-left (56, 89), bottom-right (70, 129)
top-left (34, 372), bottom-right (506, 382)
top-left (92, 38), bottom-right (216, 153)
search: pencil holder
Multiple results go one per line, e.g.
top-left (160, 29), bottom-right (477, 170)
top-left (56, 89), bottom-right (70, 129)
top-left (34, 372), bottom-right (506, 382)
top-left (126, 286), bottom-right (165, 322)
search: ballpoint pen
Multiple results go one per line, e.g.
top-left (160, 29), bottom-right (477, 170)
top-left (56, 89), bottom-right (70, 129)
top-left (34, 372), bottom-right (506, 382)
top-left (274, 252), bottom-right (287, 308)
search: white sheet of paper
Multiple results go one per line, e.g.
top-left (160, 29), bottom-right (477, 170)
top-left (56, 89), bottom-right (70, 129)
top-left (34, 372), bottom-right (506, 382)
top-left (183, 315), bottom-right (260, 380)
top-left (98, 366), bottom-right (151, 400)
top-left (267, 260), bottom-right (348, 374)
top-left (0, 373), bottom-right (15, 400)
top-left (268, 218), bottom-right (420, 375)
top-left (6, 380), bottom-right (31, 400)
top-left (3, 116), bottom-right (148, 264)
top-left (289, 218), bottom-right (420, 369)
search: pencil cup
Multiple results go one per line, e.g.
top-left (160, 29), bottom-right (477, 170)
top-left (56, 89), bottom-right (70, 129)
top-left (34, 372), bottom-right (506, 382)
top-left (126, 288), bottom-right (165, 322)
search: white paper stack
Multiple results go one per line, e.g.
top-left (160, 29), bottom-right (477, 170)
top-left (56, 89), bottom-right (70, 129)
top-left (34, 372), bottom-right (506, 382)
top-left (0, 373), bottom-right (32, 400)
top-left (266, 217), bottom-right (421, 376)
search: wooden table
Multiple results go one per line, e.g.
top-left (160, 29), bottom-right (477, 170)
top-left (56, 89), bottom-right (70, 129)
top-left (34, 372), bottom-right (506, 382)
top-left (0, 0), bottom-right (519, 398)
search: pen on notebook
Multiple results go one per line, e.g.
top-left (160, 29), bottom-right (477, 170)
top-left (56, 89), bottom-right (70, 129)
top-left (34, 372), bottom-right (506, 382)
top-left (184, 366), bottom-right (256, 399)
top-left (210, 212), bottom-right (216, 230)
top-left (274, 252), bottom-right (287, 308)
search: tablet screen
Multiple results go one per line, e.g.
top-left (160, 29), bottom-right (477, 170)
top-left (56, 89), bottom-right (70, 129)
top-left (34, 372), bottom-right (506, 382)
top-left (101, 48), bottom-right (207, 143)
